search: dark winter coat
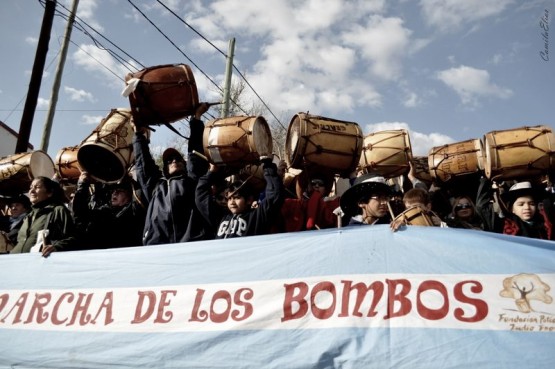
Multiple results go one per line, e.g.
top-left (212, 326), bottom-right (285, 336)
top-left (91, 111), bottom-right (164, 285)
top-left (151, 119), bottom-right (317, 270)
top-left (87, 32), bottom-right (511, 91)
top-left (133, 118), bottom-right (211, 245)
top-left (10, 198), bottom-right (76, 253)
top-left (196, 161), bottom-right (284, 239)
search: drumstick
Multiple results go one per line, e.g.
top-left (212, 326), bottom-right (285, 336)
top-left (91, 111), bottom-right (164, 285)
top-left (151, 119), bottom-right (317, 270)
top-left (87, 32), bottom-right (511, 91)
top-left (387, 201), bottom-right (396, 219)
top-left (192, 150), bottom-right (208, 161)
top-left (205, 102), bottom-right (222, 107)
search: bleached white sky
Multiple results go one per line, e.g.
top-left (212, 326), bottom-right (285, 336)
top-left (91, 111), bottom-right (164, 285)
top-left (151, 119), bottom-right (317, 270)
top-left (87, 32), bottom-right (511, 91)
top-left (0, 0), bottom-right (553, 160)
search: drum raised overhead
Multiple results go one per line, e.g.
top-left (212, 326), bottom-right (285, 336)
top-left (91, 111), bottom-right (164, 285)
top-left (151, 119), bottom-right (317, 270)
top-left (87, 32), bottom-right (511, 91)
top-left (77, 108), bottom-right (140, 184)
top-left (428, 138), bottom-right (484, 183)
top-left (203, 115), bottom-right (273, 168)
top-left (285, 113), bottom-right (363, 176)
top-left (358, 129), bottom-right (412, 178)
top-left (0, 151), bottom-right (55, 195)
top-left (55, 146), bottom-right (82, 182)
top-left (410, 156), bottom-right (434, 184)
top-left (483, 125), bottom-right (555, 180)
top-left (125, 63), bottom-right (199, 125)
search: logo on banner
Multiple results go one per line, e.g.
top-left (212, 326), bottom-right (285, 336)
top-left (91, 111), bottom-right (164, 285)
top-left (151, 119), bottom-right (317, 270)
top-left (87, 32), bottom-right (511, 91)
top-left (498, 273), bottom-right (554, 332)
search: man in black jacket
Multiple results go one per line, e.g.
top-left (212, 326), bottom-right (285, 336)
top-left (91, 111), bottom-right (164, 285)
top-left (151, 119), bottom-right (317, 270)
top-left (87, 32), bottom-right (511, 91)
top-left (133, 103), bottom-right (212, 245)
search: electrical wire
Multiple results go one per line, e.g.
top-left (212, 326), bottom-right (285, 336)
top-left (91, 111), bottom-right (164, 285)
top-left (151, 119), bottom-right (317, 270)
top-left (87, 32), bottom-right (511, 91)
top-left (154, 0), bottom-right (284, 128)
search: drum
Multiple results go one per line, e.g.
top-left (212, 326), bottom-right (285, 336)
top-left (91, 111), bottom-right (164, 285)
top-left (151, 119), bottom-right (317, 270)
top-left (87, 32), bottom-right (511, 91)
top-left (238, 154), bottom-right (281, 193)
top-left (55, 146), bottom-right (82, 182)
top-left (203, 116), bottom-right (273, 167)
top-left (411, 156), bottom-right (434, 184)
top-left (428, 139), bottom-right (484, 183)
top-left (77, 108), bottom-right (140, 184)
top-left (358, 129), bottom-right (413, 178)
top-left (0, 151), bottom-right (55, 195)
top-left (483, 125), bottom-right (555, 180)
top-left (393, 206), bottom-right (434, 227)
top-left (285, 113), bottom-right (363, 176)
top-left (125, 64), bottom-right (199, 125)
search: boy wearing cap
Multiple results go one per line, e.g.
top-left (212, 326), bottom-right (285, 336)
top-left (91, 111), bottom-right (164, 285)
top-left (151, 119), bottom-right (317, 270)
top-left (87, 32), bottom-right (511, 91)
top-left (196, 158), bottom-right (284, 239)
top-left (133, 103), bottom-right (212, 245)
top-left (340, 173), bottom-right (393, 226)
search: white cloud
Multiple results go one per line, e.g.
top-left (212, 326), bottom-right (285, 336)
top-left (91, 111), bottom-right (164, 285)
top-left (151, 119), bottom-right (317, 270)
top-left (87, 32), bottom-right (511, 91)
top-left (178, 0), bottom-right (391, 116)
top-left (64, 86), bottom-right (96, 102)
top-left (436, 65), bottom-right (513, 105)
top-left (25, 37), bottom-right (37, 45)
top-left (37, 97), bottom-right (50, 109)
top-left (73, 0), bottom-right (103, 32)
top-left (81, 114), bottom-right (104, 125)
top-left (420, 0), bottom-right (514, 31)
top-left (342, 16), bottom-right (412, 80)
top-left (72, 44), bottom-right (135, 89)
top-left (403, 91), bottom-right (421, 108)
top-left (364, 121), bottom-right (455, 156)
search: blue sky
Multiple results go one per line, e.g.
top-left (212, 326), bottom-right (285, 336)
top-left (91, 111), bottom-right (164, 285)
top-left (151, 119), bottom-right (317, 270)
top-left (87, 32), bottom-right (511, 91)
top-left (0, 0), bottom-right (553, 162)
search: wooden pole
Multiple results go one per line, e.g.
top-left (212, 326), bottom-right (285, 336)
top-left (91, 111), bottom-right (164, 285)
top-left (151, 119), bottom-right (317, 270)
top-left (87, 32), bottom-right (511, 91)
top-left (16, 0), bottom-right (57, 154)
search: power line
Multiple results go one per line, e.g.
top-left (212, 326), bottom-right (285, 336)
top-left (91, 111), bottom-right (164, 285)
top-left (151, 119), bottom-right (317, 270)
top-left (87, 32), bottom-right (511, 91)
top-left (48, 0), bottom-right (143, 72)
top-left (154, 0), bottom-right (285, 129)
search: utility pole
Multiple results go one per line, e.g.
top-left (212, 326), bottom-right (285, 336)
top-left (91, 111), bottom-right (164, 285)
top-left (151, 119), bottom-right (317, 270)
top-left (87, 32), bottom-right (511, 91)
top-left (16, 0), bottom-right (57, 154)
top-left (41, 0), bottom-right (79, 152)
top-left (221, 38), bottom-right (235, 118)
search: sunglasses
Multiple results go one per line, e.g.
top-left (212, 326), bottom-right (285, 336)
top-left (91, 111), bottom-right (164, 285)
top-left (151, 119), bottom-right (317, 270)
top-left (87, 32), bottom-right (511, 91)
top-left (455, 203), bottom-right (472, 211)
top-left (310, 179), bottom-right (325, 187)
top-left (165, 157), bottom-right (183, 165)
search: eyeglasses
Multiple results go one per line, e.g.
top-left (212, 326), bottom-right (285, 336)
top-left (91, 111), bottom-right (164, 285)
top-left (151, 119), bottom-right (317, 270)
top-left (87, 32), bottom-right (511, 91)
top-left (369, 196), bottom-right (391, 203)
top-left (455, 203), bottom-right (472, 211)
top-left (310, 179), bottom-right (325, 187)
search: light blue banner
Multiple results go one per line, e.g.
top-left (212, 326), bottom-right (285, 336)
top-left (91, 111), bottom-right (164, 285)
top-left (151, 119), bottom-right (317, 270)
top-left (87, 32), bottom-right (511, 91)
top-left (1, 226), bottom-right (554, 368)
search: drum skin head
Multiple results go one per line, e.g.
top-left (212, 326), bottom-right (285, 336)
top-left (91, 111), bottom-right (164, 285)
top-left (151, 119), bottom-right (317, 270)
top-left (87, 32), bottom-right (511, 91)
top-left (251, 117), bottom-right (273, 157)
top-left (28, 151), bottom-right (55, 179)
top-left (203, 116), bottom-right (273, 166)
top-left (77, 145), bottom-right (125, 183)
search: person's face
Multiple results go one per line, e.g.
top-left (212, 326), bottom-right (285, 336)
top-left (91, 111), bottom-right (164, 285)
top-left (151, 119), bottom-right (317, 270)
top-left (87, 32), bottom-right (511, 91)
top-left (28, 179), bottom-right (52, 205)
top-left (308, 179), bottom-right (326, 196)
top-left (359, 193), bottom-right (389, 220)
top-left (9, 202), bottom-right (27, 217)
top-left (165, 156), bottom-right (185, 176)
top-left (454, 199), bottom-right (473, 220)
top-left (227, 194), bottom-right (252, 214)
top-left (111, 189), bottom-right (131, 207)
top-left (512, 196), bottom-right (536, 222)
top-left (404, 200), bottom-right (429, 211)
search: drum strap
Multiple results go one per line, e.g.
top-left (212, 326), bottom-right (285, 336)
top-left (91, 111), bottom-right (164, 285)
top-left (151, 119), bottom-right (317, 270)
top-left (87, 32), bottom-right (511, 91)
top-left (162, 122), bottom-right (190, 140)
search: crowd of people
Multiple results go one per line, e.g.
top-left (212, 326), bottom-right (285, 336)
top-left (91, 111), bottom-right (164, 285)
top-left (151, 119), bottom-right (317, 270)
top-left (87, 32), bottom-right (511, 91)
top-left (1, 104), bottom-right (554, 256)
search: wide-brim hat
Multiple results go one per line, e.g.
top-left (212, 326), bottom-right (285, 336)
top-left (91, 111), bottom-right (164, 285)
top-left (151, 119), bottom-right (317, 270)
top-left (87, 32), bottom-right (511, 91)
top-left (340, 173), bottom-right (392, 217)
top-left (6, 194), bottom-right (32, 210)
top-left (501, 181), bottom-right (544, 209)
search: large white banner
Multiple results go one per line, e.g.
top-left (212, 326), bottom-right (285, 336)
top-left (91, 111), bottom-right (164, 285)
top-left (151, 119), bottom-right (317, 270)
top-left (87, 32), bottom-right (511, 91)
top-left (1, 226), bottom-right (554, 368)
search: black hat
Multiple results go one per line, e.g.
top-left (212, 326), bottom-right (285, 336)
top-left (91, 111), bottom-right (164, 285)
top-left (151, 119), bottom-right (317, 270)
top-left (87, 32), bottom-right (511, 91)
top-left (7, 194), bottom-right (31, 210)
top-left (501, 181), bottom-right (544, 210)
top-left (162, 148), bottom-right (186, 177)
top-left (340, 173), bottom-right (392, 217)
top-left (162, 148), bottom-right (184, 164)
